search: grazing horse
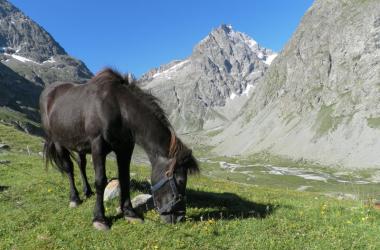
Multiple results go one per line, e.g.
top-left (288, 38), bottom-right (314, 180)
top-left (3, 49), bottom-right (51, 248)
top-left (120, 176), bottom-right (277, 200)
top-left (40, 68), bottom-right (199, 230)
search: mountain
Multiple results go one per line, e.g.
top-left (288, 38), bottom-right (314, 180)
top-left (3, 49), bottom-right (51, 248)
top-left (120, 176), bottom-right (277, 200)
top-left (140, 25), bottom-right (276, 132)
top-left (214, 0), bottom-right (380, 169)
top-left (0, 0), bottom-right (92, 132)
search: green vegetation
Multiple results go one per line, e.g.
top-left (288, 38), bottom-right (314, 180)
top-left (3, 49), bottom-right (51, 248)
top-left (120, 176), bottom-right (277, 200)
top-left (0, 123), bottom-right (42, 152)
top-left (0, 107), bottom-right (40, 127)
top-left (204, 152), bottom-right (380, 200)
top-left (1, 125), bottom-right (380, 249)
top-left (282, 112), bottom-right (296, 126)
top-left (313, 104), bottom-right (344, 137)
top-left (367, 117), bottom-right (380, 129)
top-left (205, 128), bottom-right (223, 137)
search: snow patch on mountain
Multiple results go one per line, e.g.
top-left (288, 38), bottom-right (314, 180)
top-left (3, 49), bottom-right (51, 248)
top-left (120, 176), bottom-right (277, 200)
top-left (265, 54), bottom-right (277, 65)
top-left (152, 60), bottom-right (190, 79)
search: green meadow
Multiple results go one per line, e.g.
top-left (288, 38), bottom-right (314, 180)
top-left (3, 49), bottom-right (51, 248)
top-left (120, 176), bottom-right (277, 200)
top-left (1, 124), bottom-right (380, 249)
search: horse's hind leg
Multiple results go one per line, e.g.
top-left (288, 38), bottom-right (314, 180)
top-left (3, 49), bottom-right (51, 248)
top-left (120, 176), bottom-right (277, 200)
top-left (77, 153), bottom-right (94, 198)
top-left (55, 144), bottom-right (81, 208)
top-left (116, 144), bottom-right (143, 223)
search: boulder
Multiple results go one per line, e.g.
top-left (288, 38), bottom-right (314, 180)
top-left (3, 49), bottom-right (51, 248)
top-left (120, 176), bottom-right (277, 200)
top-left (0, 144), bottom-right (10, 150)
top-left (131, 194), bottom-right (154, 212)
top-left (103, 179), bottom-right (120, 201)
top-left (104, 179), bottom-right (154, 213)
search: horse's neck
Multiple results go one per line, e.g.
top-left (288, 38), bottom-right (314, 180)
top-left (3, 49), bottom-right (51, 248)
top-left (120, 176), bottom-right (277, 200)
top-left (118, 88), bottom-right (171, 163)
top-left (135, 126), bottom-right (170, 163)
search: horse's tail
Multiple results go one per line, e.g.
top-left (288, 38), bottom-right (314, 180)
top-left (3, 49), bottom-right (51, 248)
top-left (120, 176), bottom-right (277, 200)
top-left (43, 138), bottom-right (72, 173)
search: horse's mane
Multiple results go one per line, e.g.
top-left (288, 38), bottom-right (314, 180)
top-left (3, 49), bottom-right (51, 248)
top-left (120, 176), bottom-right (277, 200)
top-left (168, 130), bottom-right (199, 174)
top-left (89, 68), bottom-right (133, 85)
top-left (90, 68), bottom-right (170, 129)
top-left (127, 84), bottom-right (172, 130)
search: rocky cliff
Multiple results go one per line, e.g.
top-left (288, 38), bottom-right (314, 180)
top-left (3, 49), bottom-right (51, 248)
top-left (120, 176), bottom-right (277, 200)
top-left (214, 0), bottom-right (380, 169)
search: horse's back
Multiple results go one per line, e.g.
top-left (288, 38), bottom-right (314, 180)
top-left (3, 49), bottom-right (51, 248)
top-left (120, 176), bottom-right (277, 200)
top-left (40, 80), bottom-right (126, 151)
top-left (40, 82), bottom-right (74, 112)
top-left (40, 82), bottom-right (88, 143)
top-left (40, 82), bottom-right (76, 128)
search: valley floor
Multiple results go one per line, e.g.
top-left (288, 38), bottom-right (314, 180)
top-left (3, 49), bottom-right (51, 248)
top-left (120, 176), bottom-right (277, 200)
top-left (1, 124), bottom-right (380, 249)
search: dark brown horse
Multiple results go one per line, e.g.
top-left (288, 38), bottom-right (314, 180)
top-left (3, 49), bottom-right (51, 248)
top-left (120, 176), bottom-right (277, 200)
top-left (40, 68), bottom-right (198, 230)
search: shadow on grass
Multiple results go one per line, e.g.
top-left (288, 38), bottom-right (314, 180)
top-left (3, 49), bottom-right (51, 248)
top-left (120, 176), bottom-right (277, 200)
top-left (129, 179), bottom-right (280, 222)
top-left (0, 185), bottom-right (9, 192)
top-left (186, 189), bottom-right (278, 221)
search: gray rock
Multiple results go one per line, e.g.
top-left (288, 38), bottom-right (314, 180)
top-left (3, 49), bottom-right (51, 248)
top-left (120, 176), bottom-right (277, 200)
top-left (214, 0), bottom-right (380, 169)
top-left (0, 144), bottom-right (10, 150)
top-left (0, 160), bottom-right (10, 164)
top-left (131, 194), bottom-right (154, 212)
top-left (103, 179), bottom-right (120, 202)
top-left (139, 24), bottom-right (276, 133)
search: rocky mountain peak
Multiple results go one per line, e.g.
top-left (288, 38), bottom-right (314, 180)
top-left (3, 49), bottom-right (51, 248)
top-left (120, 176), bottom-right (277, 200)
top-left (0, 1), bottom-right (66, 62)
top-left (0, 0), bottom-right (92, 86)
top-left (194, 24), bottom-right (276, 68)
top-left (140, 24), bottom-right (276, 132)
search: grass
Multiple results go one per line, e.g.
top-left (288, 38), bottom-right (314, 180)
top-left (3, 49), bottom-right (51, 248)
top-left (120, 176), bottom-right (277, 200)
top-left (0, 123), bottom-right (43, 152)
top-left (313, 104), bottom-right (344, 137)
top-left (201, 152), bottom-right (380, 201)
top-left (282, 112), bottom-right (296, 126)
top-left (367, 117), bottom-right (380, 129)
top-left (1, 124), bottom-right (380, 249)
top-left (0, 107), bottom-right (40, 128)
top-left (205, 128), bottom-right (224, 137)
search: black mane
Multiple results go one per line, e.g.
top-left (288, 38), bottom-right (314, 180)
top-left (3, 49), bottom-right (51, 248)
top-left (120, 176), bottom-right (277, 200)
top-left (91, 68), bottom-right (172, 131)
top-left (127, 84), bottom-right (172, 131)
top-left (89, 68), bottom-right (133, 85)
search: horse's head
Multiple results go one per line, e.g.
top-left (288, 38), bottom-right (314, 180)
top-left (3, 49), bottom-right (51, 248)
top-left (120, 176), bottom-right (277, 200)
top-left (151, 148), bottom-right (198, 223)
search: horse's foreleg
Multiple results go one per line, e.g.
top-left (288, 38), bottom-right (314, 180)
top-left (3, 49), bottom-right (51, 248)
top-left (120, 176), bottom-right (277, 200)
top-left (55, 144), bottom-right (81, 208)
top-left (116, 145), bottom-right (143, 223)
top-left (78, 153), bottom-right (93, 198)
top-left (91, 137), bottom-right (109, 230)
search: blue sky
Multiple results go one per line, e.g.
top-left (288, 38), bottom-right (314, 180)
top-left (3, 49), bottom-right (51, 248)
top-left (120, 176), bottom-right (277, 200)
top-left (10, 0), bottom-right (314, 77)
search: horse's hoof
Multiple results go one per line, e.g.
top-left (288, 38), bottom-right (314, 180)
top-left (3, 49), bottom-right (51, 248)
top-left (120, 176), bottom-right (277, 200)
top-left (93, 221), bottom-right (110, 231)
top-left (125, 216), bottom-right (144, 223)
top-left (69, 201), bottom-right (80, 208)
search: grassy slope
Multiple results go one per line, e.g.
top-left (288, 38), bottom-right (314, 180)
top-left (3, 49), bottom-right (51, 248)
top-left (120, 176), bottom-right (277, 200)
top-left (0, 124), bottom-right (380, 249)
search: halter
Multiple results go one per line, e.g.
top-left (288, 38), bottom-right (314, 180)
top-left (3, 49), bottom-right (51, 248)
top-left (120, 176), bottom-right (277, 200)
top-left (151, 130), bottom-right (185, 214)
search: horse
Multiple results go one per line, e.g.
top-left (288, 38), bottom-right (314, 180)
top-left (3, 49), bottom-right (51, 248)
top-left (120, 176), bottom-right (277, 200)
top-left (40, 68), bottom-right (199, 230)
